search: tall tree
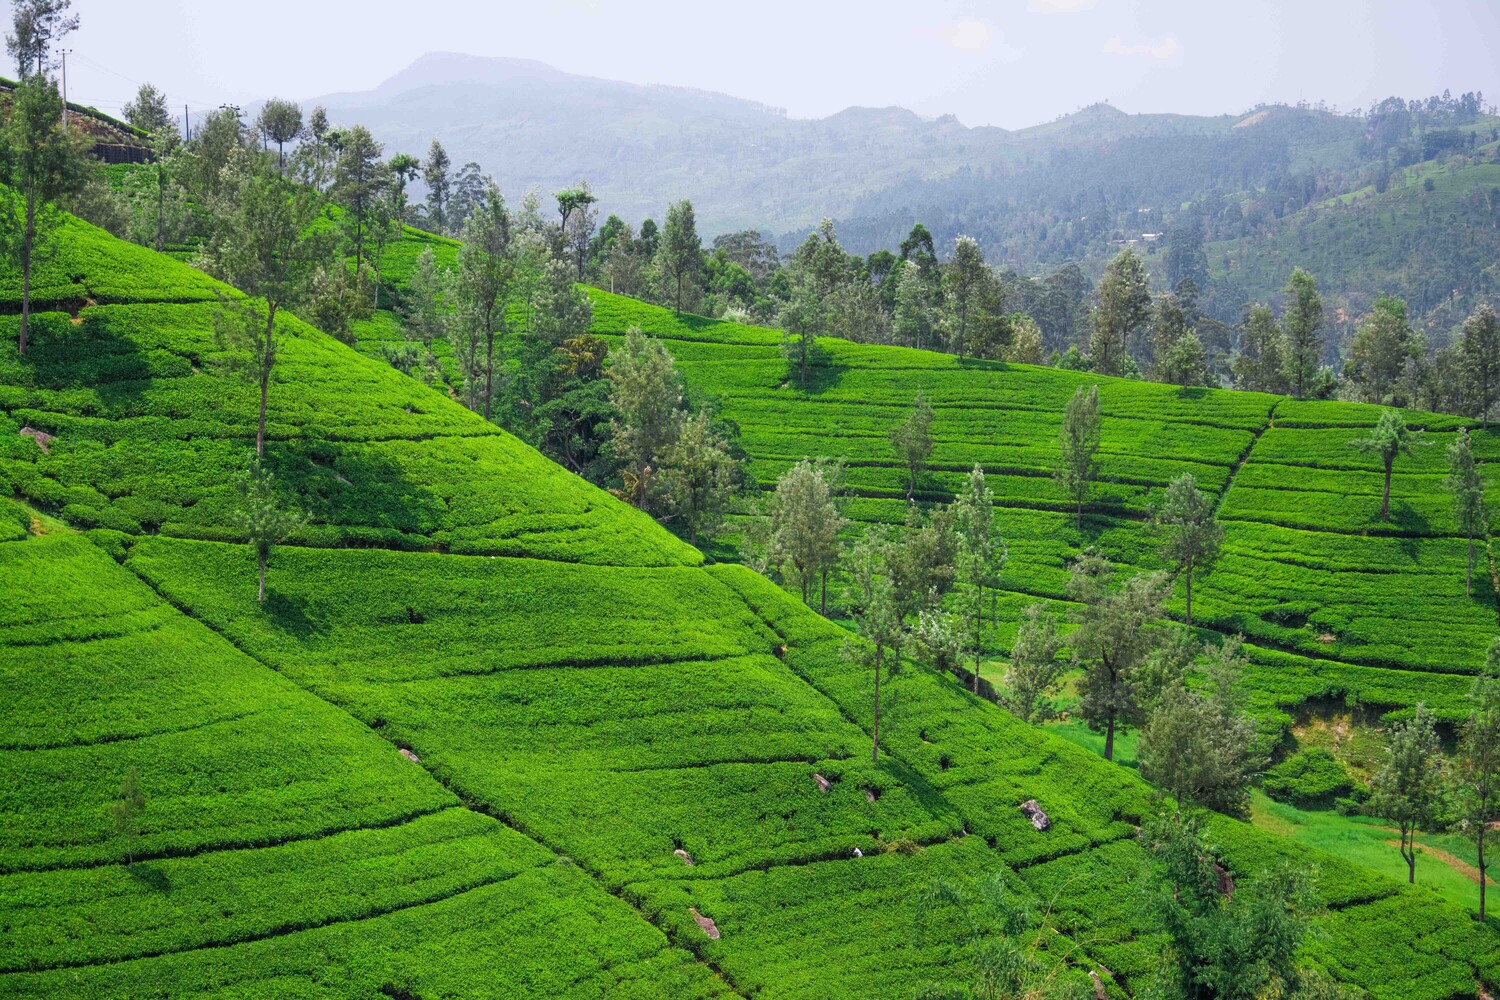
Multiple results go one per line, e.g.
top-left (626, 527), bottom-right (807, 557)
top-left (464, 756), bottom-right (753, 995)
top-left (1055, 384), bottom-right (1102, 529)
top-left (1456, 639), bottom-right (1500, 920)
top-left (1461, 305), bottom-right (1500, 428)
top-left (954, 464), bottom-right (1005, 693)
top-left (203, 164), bottom-right (327, 455)
top-left (0, 74), bottom-right (88, 355)
top-left (232, 456), bottom-right (303, 604)
top-left (892, 261), bottom-right (934, 350)
top-left (765, 458), bottom-right (847, 613)
top-left (555, 182), bottom-right (598, 280)
top-left (1004, 603), bottom-right (1065, 724)
top-left (781, 218), bottom-right (846, 387)
top-left (844, 530), bottom-right (903, 764)
top-left (890, 392), bottom-right (936, 501)
top-left (122, 82), bottom-right (173, 134)
top-left (255, 98), bottom-right (302, 170)
top-left (1138, 636), bottom-right (1260, 817)
top-left (6, 0), bottom-right (76, 77)
top-left (1350, 409), bottom-right (1426, 521)
top-left (332, 125), bottom-right (384, 269)
top-left (1148, 473), bottom-right (1224, 627)
top-left (659, 410), bottom-right (739, 547)
top-left (1232, 303), bottom-right (1289, 394)
top-left (422, 139), bottom-right (451, 234)
top-left (449, 185), bottom-right (512, 421)
top-left (1282, 267), bottom-right (1324, 400)
top-left (657, 199), bottom-right (701, 315)
top-left (1089, 248), bottom-right (1151, 376)
top-left (899, 222), bottom-right (936, 270)
top-left (386, 152), bottom-right (421, 226)
top-left (942, 235), bottom-right (988, 362)
top-left (1346, 295), bottom-right (1417, 404)
top-left (1370, 703), bottom-right (1443, 884)
top-left (608, 326), bottom-right (683, 509)
top-left (1069, 550), bottom-right (1168, 762)
top-left (1446, 428), bottom-right (1489, 597)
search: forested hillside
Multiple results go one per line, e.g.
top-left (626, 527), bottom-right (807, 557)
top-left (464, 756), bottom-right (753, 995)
top-left (312, 54), bottom-right (1499, 325)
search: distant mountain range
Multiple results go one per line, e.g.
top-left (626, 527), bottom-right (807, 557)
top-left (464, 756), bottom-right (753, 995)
top-left (310, 53), bottom-right (1500, 328)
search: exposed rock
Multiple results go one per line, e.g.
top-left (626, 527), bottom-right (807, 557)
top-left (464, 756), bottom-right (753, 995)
top-left (19, 426), bottom-right (54, 454)
top-left (690, 907), bottom-right (720, 939)
top-left (812, 773), bottom-right (831, 793)
top-left (851, 847), bottom-right (863, 858)
top-left (1090, 970), bottom-right (1107, 1000)
top-left (1019, 799), bottom-right (1050, 831)
top-left (674, 848), bottom-right (695, 866)
top-left (398, 748), bottom-right (420, 763)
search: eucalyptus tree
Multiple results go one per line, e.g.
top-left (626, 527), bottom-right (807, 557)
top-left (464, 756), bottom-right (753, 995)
top-left (1068, 550), bottom-right (1168, 762)
top-left (765, 458), bottom-right (847, 613)
top-left (423, 139), bottom-right (451, 233)
top-left (890, 392), bottom-right (936, 501)
top-left (1148, 473), bottom-right (1224, 627)
top-left (0, 74), bottom-right (89, 355)
top-left (1055, 384), bottom-right (1102, 529)
top-left (657, 199), bottom-right (702, 315)
top-left (1282, 267), bottom-right (1324, 400)
top-left (449, 184), bottom-right (513, 421)
top-left (954, 464), bottom-right (1005, 692)
top-left (1456, 640), bottom-right (1500, 919)
top-left (1089, 248), bottom-right (1151, 376)
top-left (1446, 427), bottom-right (1488, 596)
top-left (256, 98), bottom-right (303, 170)
top-left (233, 457), bottom-right (303, 604)
top-left (203, 161), bottom-right (328, 455)
top-left (1370, 703), bottom-right (1443, 884)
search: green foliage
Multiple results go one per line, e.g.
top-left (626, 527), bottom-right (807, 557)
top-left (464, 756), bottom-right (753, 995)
top-left (1262, 749), bottom-right (1357, 808)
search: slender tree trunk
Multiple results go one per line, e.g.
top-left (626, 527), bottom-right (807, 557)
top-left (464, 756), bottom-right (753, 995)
top-left (1076, 499), bottom-right (1084, 531)
top-left (972, 583), bottom-right (982, 694)
top-left (156, 170), bottom-right (166, 251)
top-left (483, 323), bottom-right (494, 422)
top-left (800, 574), bottom-right (808, 606)
top-left (872, 645), bottom-right (883, 764)
top-left (19, 234), bottom-right (31, 355)
top-left (1469, 535), bottom-right (1476, 597)
top-left (1184, 568), bottom-right (1193, 629)
top-left (256, 303), bottom-right (277, 457)
top-left (820, 569), bottom-right (828, 616)
top-left (1103, 712), bottom-right (1116, 762)
top-left (676, 273), bottom-right (683, 316)
top-left (1403, 826), bottom-right (1416, 883)
top-left (257, 550), bottom-right (267, 603)
top-left (1381, 457), bottom-right (1393, 521)
top-left (907, 466), bottom-right (915, 501)
top-left (1479, 834), bottom-right (1486, 920)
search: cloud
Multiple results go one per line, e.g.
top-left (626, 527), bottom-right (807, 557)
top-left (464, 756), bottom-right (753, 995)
top-left (1102, 34), bottom-right (1182, 60)
top-left (937, 18), bottom-right (998, 53)
top-left (1027, 0), bottom-right (1095, 11)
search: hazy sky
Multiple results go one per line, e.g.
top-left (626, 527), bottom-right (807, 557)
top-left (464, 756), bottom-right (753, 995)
top-left (58, 0), bottom-right (1500, 130)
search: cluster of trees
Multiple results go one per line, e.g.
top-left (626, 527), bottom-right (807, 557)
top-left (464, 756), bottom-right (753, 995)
top-left (1359, 656), bottom-right (1500, 920)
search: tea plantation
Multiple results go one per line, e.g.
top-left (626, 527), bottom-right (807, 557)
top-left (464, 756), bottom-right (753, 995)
top-left (2, 217), bottom-right (1497, 998)
top-left (562, 293), bottom-right (1500, 736)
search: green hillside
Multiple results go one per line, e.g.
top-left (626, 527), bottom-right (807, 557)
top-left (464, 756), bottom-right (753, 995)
top-left (3, 217), bottom-right (1498, 998)
top-left (521, 291), bottom-right (1495, 730)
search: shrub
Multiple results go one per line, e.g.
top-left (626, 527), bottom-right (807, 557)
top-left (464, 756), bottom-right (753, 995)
top-left (1262, 748), bottom-right (1357, 808)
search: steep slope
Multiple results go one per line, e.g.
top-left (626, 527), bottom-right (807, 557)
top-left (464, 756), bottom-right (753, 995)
top-left (2, 218), bottom-right (1496, 998)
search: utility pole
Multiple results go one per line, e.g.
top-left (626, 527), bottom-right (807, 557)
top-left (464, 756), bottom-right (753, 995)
top-left (59, 49), bottom-right (70, 126)
top-left (184, 104), bottom-right (189, 142)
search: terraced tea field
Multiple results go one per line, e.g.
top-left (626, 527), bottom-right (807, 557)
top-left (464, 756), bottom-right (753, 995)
top-left (2, 217), bottom-right (1496, 998)
top-left (573, 293), bottom-right (1500, 735)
